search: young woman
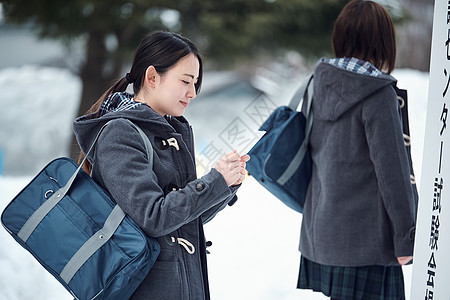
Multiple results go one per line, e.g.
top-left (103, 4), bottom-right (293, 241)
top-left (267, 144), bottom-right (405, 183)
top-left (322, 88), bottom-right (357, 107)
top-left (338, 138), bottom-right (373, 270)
top-left (297, 1), bottom-right (417, 299)
top-left (73, 31), bottom-right (249, 299)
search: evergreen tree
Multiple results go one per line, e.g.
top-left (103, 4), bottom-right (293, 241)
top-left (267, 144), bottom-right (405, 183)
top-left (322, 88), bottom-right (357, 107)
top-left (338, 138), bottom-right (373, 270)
top-left (2, 0), bottom-right (348, 157)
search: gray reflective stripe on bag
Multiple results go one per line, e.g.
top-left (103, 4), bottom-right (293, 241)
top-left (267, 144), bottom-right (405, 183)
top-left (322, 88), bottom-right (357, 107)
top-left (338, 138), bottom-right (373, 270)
top-left (60, 204), bottom-right (125, 283)
top-left (277, 75), bottom-right (314, 185)
top-left (16, 119), bottom-right (153, 282)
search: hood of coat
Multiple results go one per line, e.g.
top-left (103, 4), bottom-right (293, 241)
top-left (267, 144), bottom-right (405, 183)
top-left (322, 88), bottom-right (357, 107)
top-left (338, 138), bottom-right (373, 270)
top-left (313, 59), bottom-right (397, 121)
top-left (73, 92), bottom-right (192, 158)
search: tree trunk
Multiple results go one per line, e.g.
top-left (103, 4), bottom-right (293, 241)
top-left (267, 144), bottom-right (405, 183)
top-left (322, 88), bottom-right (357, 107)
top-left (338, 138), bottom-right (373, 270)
top-left (69, 29), bottom-right (107, 160)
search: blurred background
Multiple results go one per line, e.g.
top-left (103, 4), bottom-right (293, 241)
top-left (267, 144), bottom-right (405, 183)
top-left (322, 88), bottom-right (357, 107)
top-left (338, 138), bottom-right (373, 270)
top-left (0, 0), bottom-right (433, 299)
top-left (0, 0), bottom-right (433, 176)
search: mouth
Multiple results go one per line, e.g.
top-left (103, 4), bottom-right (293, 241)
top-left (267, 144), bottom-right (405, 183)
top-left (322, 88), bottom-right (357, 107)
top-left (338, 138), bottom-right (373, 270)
top-left (180, 101), bottom-right (189, 108)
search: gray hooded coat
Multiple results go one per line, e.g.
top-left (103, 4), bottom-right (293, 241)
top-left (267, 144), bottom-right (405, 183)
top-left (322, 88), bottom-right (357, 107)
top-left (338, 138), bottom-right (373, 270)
top-left (299, 61), bottom-right (417, 267)
top-left (73, 98), bottom-right (239, 299)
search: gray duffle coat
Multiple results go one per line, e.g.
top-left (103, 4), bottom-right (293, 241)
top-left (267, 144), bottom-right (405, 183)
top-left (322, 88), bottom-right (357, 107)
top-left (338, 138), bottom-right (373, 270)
top-left (74, 100), bottom-right (239, 299)
top-left (299, 61), bottom-right (417, 267)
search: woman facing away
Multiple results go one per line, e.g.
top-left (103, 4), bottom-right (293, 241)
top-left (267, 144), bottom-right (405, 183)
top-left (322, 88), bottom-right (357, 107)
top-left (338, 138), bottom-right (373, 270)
top-left (73, 31), bottom-right (250, 299)
top-left (297, 1), bottom-right (418, 299)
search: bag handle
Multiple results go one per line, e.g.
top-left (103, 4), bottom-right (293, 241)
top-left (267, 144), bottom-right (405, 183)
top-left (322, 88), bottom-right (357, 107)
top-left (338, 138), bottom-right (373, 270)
top-left (127, 120), bottom-right (153, 166)
top-left (17, 119), bottom-right (152, 242)
top-left (60, 204), bottom-right (126, 283)
top-left (276, 74), bottom-right (314, 186)
top-left (287, 72), bottom-right (314, 141)
top-left (17, 122), bottom-right (111, 242)
top-left (81, 119), bottom-right (153, 171)
top-left (288, 73), bottom-right (314, 115)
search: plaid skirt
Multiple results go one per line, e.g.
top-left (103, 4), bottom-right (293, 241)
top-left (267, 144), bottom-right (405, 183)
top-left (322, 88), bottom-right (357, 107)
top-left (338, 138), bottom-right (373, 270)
top-left (297, 256), bottom-right (405, 300)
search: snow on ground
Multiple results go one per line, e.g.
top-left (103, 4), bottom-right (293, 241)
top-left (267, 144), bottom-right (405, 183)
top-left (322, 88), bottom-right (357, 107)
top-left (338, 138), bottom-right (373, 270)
top-left (0, 66), bottom-right (428, 300)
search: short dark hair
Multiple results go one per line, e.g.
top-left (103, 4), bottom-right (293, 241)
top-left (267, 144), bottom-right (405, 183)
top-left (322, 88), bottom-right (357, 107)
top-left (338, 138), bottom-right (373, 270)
top-left (332, 0), bottom-right (396, 73)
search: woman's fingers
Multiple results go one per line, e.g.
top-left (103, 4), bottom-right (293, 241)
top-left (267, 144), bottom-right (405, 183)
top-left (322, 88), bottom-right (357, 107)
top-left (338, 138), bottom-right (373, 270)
top-left (214, 151), bottom-right (250, 186)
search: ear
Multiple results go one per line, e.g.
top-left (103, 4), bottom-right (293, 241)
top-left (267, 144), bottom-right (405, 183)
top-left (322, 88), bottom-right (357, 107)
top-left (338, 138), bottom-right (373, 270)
top-left (144, 66), bottom-right (159, 88)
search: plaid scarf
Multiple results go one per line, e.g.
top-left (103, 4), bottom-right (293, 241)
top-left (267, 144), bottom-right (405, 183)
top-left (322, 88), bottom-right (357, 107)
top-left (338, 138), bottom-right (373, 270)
top-left (97, 92), bottom-right (143, 117)
top-left (323, 57), bottom-right (382, 77)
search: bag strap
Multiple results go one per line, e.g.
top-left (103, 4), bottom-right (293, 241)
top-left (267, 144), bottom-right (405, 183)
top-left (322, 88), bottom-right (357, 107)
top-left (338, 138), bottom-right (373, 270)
top-left (277, 74), bottom-right (314, 186)
top-left (59, 120), bottom-right (154, 283)
top-left (127, 120), bottom-right (154, 166)
top-left (288, 73), bottom-right (314, 115)
top-left (16, 121), bottom-right (112, 242)
top-left (81, 119), bottom-right (153, 171)
top-left (17, 118), bottom-right (152, 241)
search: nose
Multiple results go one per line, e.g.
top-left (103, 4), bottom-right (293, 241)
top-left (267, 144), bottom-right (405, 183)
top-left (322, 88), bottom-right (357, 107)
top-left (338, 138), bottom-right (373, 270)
top-left (187, 84), bottom-right (196, 99)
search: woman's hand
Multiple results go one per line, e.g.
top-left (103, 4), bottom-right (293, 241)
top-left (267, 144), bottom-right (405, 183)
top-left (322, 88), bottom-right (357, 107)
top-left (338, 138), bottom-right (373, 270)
top-left (214, 151), bottom-right (250, 187)
top-left (231, 154), bottom-right (250, 186)
top-left (397, 256), bottom-right (413, 265)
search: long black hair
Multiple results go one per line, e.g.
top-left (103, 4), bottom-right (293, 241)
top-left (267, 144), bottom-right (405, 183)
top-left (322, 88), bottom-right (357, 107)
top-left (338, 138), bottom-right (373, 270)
top-left (80, 31), bottom-right (203, 172)
top-left (86, 30), bottom-right (203, 115)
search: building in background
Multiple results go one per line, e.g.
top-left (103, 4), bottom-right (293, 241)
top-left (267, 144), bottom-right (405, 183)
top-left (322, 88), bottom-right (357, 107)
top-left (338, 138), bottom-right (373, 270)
top-left (396, 0), bottom-right (433, 72)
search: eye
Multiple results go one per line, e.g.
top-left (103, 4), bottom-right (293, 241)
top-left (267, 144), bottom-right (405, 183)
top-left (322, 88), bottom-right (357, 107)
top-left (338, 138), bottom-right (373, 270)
top-left (182, 80), bottom-right (190, 85)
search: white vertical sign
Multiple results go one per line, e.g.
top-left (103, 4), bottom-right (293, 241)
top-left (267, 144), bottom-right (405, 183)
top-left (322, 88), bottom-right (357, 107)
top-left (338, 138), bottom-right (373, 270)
top-left (411, 1), bottom-right (450, 299)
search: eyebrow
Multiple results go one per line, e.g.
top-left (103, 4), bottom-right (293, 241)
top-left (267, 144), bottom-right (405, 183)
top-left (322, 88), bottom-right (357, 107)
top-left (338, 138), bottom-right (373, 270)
top-left (182, 73), bottom-right (196, 79)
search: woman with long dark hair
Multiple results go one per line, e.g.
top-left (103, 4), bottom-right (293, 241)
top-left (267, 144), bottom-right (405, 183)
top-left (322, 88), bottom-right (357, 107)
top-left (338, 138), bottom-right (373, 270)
top-left (74, 31), bottom-right (249, 299)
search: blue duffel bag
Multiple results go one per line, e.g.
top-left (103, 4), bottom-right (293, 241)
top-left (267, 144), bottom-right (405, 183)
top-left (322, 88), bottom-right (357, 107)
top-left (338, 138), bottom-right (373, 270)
top-left (1, 119), bottom-right (160, 300)
top-left (247, 74), bottom-right (314, 213)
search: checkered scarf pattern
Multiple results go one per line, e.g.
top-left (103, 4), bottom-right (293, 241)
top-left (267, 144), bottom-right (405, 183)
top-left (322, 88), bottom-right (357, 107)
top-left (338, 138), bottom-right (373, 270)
top-left (324, 57), bottom-right (383, 77)
top-left (97, 92), bottom-right (143, 117)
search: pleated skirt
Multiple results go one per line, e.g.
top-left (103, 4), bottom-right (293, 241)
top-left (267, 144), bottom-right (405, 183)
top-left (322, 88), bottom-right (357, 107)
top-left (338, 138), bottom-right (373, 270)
top-left (297, 256), bottom-right (405, 300)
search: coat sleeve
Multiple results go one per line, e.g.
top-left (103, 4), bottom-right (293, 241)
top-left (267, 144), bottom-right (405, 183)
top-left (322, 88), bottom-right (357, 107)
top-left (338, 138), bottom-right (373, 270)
top-left (92, 119), bottom-right (234, 237)
top-left (201, 185), bottom-right (239, 224)
top-left (362, 87), bottom-right (417, 258)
